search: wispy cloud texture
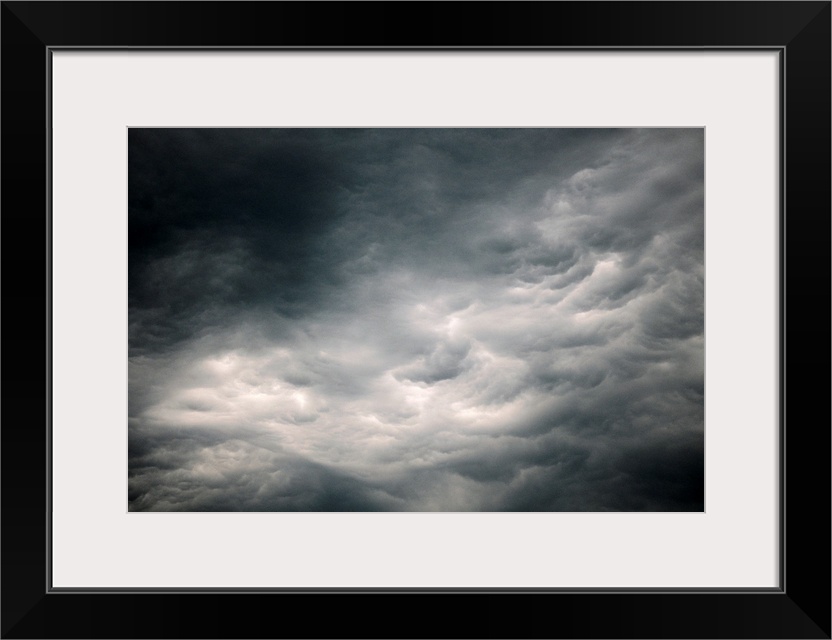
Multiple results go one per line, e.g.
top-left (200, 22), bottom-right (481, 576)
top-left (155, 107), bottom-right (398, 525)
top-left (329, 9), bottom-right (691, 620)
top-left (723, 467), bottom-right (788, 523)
top-left (128, 128), bottom-right (704, 511)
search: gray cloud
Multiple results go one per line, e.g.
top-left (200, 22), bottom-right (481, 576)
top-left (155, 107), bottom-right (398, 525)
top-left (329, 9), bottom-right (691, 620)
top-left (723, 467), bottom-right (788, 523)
top-left (128, 128), bottom-right (704, 511)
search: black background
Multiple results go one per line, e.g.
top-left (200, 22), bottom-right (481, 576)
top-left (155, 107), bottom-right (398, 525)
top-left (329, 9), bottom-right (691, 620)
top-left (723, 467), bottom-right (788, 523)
top-left (2, 2), bottom-right (829, 638)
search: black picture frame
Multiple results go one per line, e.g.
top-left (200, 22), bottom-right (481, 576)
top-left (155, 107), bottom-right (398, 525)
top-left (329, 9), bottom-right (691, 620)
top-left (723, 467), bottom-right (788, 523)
top-left (2, 2), bottom-right (829, 638)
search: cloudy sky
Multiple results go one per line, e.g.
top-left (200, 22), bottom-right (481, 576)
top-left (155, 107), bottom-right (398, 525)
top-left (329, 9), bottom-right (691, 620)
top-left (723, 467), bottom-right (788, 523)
top-left (128, 128), bottom-right (704, 512)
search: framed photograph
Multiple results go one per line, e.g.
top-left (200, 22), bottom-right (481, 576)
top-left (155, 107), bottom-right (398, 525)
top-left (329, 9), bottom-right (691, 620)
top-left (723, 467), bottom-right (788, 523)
top-left (3, 2), bottom-right (829, 638)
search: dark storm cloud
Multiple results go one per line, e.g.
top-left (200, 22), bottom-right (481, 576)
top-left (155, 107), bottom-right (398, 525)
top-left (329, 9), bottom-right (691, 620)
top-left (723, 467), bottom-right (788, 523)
top-left (128, 129), bottom-right (349, 352)
top-left (128, 128), bottom-right (640, 352)
top-left (129, 128), bottom-right (704, 512)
